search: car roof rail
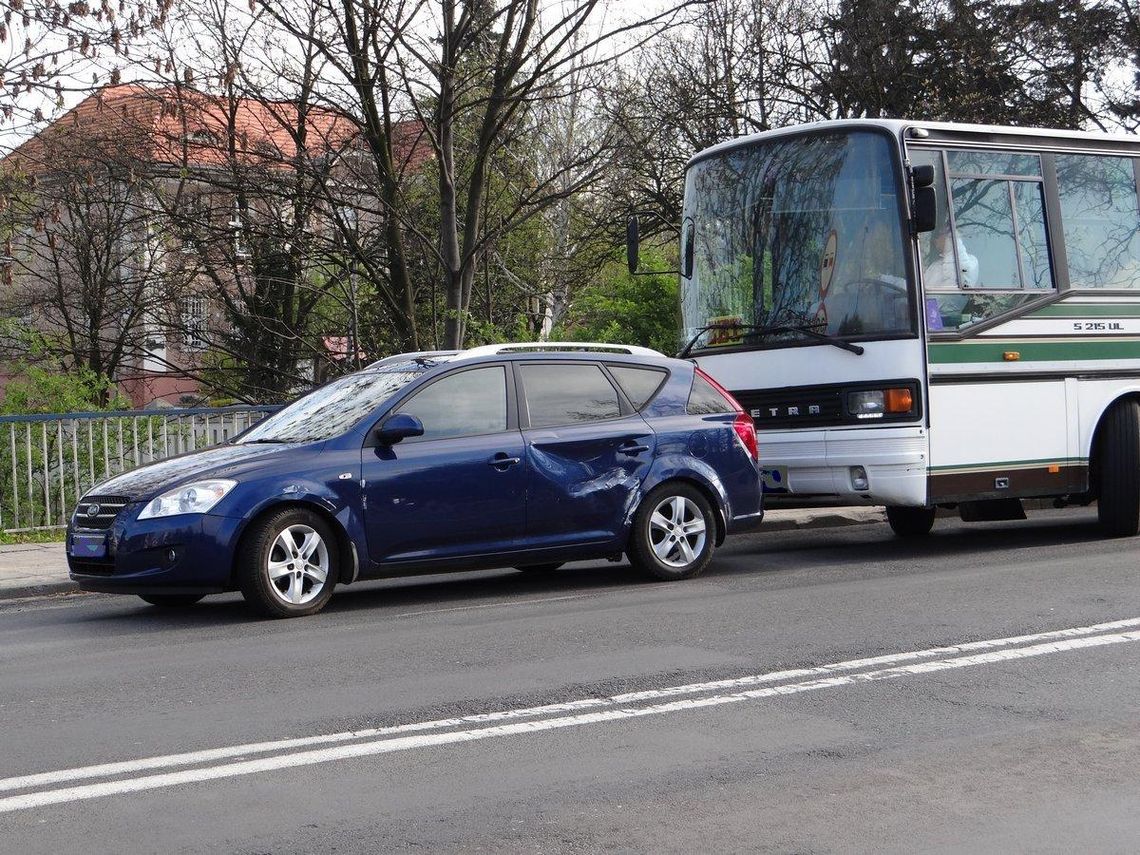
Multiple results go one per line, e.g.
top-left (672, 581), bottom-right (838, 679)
top-left (460, 342), bottom-right (666, 359)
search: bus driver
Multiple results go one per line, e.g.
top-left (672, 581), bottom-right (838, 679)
top-left (924, 225), bottom-right (979, 288)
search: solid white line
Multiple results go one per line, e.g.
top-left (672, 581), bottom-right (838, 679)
top-left (4, 615), bottom-right (1139, 796)
top-left (3, 627), bottom-right (1139, 814)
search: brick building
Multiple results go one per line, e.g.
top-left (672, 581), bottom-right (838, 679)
top-left (0, 84), bottom-right (425, 408)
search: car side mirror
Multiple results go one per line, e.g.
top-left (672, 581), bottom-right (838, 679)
top-left (375, 413), bottom-right (424, 445)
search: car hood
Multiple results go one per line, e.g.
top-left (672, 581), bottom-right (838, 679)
top-left (84, 442), bottom-right (312, 501)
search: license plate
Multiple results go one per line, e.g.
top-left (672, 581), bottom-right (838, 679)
top-left (70, 533), bottom-right (107, 559)
top-left (760, 467), bottom-right (789, 493)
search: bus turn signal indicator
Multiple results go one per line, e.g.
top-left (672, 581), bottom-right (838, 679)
top-left (884, 388), bottom-right (913, 414)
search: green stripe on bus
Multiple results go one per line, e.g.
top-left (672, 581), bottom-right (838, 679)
top-left (1031, 304), bottom-right (1140, 318)
top-left (928, 339), bottom-right (1140, 363)
top-left (928, 457), bottom-right (1086, 472)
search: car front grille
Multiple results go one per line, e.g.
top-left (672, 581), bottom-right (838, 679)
top-left (73, 495), bottom-right (130, 530)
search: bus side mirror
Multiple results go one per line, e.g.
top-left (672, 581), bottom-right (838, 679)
top-left (681, 219), bottom-right (695, 279)
top-left (626, 216), bottom-right (640, 274)
top-left (912, 165), bottom-right (937, 234)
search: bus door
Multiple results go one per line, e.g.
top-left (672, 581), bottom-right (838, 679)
top-left (913, 147), bottom-right (1081, 503)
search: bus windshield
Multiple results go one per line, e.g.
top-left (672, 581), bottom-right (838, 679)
top-left (681, 130), bottom-right (913, 350)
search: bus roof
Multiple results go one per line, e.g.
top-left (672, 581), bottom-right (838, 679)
top-left (687, 118), bottom-right (1140, 169)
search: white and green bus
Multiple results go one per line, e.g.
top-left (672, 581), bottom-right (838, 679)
top-left (669, 119), bottom-right (1140, 536)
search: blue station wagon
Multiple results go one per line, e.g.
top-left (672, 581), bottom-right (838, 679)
top-left (67, 344), bottom-right (764, 617)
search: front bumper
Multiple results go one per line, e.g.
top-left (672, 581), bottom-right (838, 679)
top-left (67, 510), bottom-right (242, 595)
top-left (759, 425), bottom-right (929, 507)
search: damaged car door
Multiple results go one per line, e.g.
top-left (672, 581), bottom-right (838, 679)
top-left (516, 362), bottom-right (656, 548)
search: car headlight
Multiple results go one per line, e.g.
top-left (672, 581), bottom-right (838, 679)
top-left (137, 480), bottom-right (237, 520)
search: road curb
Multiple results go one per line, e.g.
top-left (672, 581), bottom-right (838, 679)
top-left (0, 579), bottom-right (82, 600)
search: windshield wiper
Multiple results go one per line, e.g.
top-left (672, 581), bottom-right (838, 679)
top-left (679, 323), bottom-right (865, 359)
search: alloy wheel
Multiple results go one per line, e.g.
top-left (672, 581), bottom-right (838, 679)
top-left (266, 524), bottom-right (330, 606)
top-left (648, 495), bottom-right (707, 568)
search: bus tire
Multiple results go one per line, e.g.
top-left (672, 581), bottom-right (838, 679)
top-left (885, 506), bottom-right (935, 537)
top-left (1097, 399), bottom-right (1140, 537)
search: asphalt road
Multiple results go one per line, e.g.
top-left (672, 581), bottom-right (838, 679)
top-left (2, 508), bottom-right (1139, 854)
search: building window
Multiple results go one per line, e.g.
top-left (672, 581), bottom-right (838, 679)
top-left (231, 199), bottom-right (250, 258)
top-left (183, 295), bottom-right (208, 349)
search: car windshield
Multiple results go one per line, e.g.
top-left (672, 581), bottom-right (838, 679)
top-left (237, 370), bottom-right (421, 444)
top-left (681, 130), bottom-right (913, 350)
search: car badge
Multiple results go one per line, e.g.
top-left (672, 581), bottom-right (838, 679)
top-left (86, 504), bottom-right (101, 518)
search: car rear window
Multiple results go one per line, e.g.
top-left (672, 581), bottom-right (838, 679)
top-left (520, 363), bottom-right (621, 427)
top-left (687, 373), bottom-right (735, 414)
top-left (608, 365), bottom-right (668, 410)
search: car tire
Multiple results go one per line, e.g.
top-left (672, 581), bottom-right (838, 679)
top-left (1097, 399), bottom-right (1140, 537)
top-left (238, 507), bottom-right (339, 618)
top-left (514, 563), bottom-right (565, 573)
top-left (885, 506), bottom-right (936, 537)
top-left (138, 594), bottom-right (205, 608)
top-left (628, 482), bottom-right (715, 581)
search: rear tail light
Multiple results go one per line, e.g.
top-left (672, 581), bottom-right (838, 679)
top-left (733, 412), bottom-right (759, 464)
top-left (695, 368), bottom-right (759, 465)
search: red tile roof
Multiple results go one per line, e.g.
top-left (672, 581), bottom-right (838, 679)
top-left (4, 83), bottom-right (428, 175)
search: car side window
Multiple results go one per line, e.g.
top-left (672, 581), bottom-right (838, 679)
top-left (608, 366), bottom-right (668, 410)
top-left (520, 363), bottom-right (621, 427)
top-left (687, 374), bottom-right (734, 414)
top-left (397, 366), bottom-right (508, 440)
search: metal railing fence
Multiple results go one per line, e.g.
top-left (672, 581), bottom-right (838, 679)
top-left (1, 405), bottom-right (280, 533)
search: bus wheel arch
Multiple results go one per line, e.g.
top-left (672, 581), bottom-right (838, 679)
top-left (1089, 395), bottom-right (1140, 537)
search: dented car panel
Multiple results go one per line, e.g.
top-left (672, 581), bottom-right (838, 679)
top-left (522, 416), bottom-right (657, 548)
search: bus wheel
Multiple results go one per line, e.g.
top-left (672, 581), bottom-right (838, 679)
top-left (885, 506), bottom-right (935, 537)
top-left (1097, 399), bottom-right (1140, 537)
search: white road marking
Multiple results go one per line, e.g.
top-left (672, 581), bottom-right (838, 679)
top-left (3, 617), bottom-right (1139, 813)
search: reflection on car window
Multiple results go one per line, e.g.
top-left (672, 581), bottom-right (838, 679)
top-left (521, 364), bottom-right (621, 427)
top-left (687, 374), bottom-right (734, 414)
top-left (397, 366), bottom-right (508, 440)
top-left (609, 366), bottom-right (667, 410)
top-left (238, 371), bottom-right (420, 444)
top-left (1057, 154), bottom-right (1140, 289)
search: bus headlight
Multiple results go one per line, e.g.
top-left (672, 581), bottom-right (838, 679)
top-left (847, 388), bottom-right (914, 419)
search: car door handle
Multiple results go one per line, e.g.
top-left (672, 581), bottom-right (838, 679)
top-left (488, 452), bottom-right (521, 469)
top-left (618, 441), bottom-right (651, 455)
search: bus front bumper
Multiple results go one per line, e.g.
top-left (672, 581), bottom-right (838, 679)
top-left (759, 425), bottom-right (928, 507)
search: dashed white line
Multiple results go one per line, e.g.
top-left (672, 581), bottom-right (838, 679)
top-left (3, 617), bottom-right (1139, 813)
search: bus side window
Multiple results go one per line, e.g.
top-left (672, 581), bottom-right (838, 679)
top-left (921, 149), bottom-right (1056, 332)
top-left (1056, 154), bottom-right (1140, 289)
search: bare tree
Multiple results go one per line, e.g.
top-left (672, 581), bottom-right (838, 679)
top-left (0, 95), bottom-right (187, 401)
